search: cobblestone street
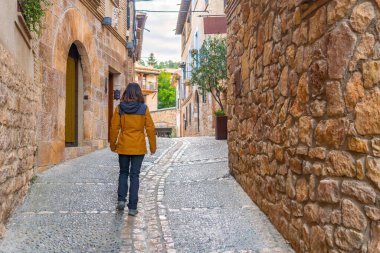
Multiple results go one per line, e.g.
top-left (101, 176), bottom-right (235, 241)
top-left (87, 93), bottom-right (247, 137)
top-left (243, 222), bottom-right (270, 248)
top-left (0, 137), bottom-right (293, 253)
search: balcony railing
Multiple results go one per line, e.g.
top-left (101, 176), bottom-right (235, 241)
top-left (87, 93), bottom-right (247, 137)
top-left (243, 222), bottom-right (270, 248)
top-left (138, 81), bottom-right (157, 91)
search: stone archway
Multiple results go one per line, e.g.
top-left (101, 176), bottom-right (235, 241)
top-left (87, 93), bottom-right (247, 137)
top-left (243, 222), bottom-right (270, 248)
top-left (37, 8), bottom-right (102, 168)
top-left (52, 8), bottom-right (100, 145)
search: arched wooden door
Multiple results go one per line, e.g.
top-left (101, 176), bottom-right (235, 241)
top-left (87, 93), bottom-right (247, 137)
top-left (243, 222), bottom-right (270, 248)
top-left (65, 44), bottom-right (80, 146)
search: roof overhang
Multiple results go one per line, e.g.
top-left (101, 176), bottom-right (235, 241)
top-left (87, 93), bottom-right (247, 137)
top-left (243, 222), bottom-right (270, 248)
top-left (136, 12), bottom-right (148, 61)
top-left (175, 0), bottom-right (191, 35)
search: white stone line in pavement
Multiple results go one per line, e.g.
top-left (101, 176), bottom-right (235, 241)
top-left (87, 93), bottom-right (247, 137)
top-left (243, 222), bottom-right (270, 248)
top-left (120, 139), bottom-right (186, 253)
top-left (166, 205), bottom-right (258, 213)
top-left (172, 157), bottom-right (228, 166)
top-left (20, 210), bottom-right (119, 215)
top-left (155, 141), bottom-right (190, 253)
top-left (165, 175), bottom-right (233, 185)
top-left (33, 182), bottom-right (116, 185)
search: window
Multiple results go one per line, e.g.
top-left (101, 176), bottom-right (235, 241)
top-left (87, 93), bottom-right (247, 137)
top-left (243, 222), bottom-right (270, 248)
top-left (202, 90), bottom-right (207, 103)
top-left (188, 49), bottom-right (192, 79)
top-left (195, 31), bottom-right (199, 67)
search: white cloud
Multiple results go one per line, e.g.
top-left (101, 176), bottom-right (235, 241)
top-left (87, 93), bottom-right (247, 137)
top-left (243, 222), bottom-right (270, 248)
top-left (136, 0), bottom-right (182, 62)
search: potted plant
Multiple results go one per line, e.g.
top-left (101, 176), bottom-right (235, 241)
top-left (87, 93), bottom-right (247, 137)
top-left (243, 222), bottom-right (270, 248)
top-left (214, 109), bottom-right (227, 140)
top-left (190, 37), bottom-right (227, 140)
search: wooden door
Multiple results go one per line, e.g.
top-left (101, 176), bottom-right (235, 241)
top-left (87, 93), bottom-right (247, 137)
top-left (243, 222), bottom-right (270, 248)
top-left (108, 73), bottom-right (114, 142)
top-left (65, 56), bottom-right (77, 144)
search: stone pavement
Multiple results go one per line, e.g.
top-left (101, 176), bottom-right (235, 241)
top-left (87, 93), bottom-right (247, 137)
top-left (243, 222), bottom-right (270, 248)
top-left (120, 137), bottom-right (294, 253)
top-left (0, 137), bottom-right (293, 253)
top-left (0, 138), bottom-right (174, 253)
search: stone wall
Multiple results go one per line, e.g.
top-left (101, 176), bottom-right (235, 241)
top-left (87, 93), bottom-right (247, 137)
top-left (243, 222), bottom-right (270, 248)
top-left (226, 0), bottom-right (380, 252)
top-left (179, 89), bottom-right (216, 137)
top-left (0, 43), bottom-right (39, 237)
top-left (151, 108), bottom-right (177, 129)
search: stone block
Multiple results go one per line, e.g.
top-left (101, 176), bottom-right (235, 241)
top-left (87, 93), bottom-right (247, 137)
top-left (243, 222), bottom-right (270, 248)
top-left (347, 136), bottom-right (369, 153)
top-left (308, 147), bottom-right (326, 160)
top-left (366, 156), bottom-right (380, 190)
top-left (310, 225), bottom-right (328, 253)
top-left (326, 151), bottom-right (356, 177)
top-left (327, 22), bottom-right (357, 79)
top-left (317, 179), bottom-right (339, 203)
top-left (290, 158), bottom-right (302, 174)
top-left (295, 178), bottom-right (308, 202)
top-left (368, 222), bottom-right (380, 253)
top-left (342, 199), bottom-right (367, 231)
top-left (327, 0), bottom-right (357, 25)
top-left (326, 81), bottom-right (345, 116)
top-left (304, 203), bottom-right (320, 223)
top-left (363, 61), bottom-right (380, 88)
top-left (263, 41), bottom-right (273, 66)
top-left (310, 99), bottom-right (326, 117)
top-left (331, 210), bottom-right (342, 225)
top-left (335, 227), bottom-right (364, 251)
top-left (372, 138), bottom-right (380, 157)
top-left (364, 206), bottom-right (380, 221)
top-left (309, 6), bottom-right (327, 43)
top-left (299, 116), bottom-right (313, 147)
top-left (353, 33), bottom-right (375, 61)
top-left (355, 89), bottom-right (380, 135)
top-left (341, 180), bottom-right (376, 204)
top-left (315, 119), bottom-right (347, 149)
top-left (309, 60), bottom-right (327, 98)
top-left (345, 72), bottom-right (365, 111)
top-left (350, 2), bottom-right (376, 33)
top-left (279, 66), bottom-right (288, 97)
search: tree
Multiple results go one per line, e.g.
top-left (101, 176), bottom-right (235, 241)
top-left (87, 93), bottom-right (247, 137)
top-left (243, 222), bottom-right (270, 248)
top-left (191, 36), bottom-right (227, 112)
top-left (139, 59), bottom-right (146, 66)
top-left (147, 53), bottom-right (157, 66)
top-left (158, 71), bottom-right (176, 109)
top-left (155, 60), bottom-right (180, 69)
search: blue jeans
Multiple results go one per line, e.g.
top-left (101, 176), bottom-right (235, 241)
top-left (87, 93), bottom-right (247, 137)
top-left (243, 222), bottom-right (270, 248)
top-left (118, 155), bottom-right (145, 210)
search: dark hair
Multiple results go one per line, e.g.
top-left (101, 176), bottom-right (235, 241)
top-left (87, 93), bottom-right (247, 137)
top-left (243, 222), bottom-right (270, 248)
top-left (122, 83), bottom-right (145, 103)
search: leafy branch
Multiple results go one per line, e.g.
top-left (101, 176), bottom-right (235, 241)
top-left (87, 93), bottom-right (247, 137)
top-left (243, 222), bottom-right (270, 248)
top-left (19, 0), bottom-right (50, 33)
top-left (190, 36), bottom-right (227, 113)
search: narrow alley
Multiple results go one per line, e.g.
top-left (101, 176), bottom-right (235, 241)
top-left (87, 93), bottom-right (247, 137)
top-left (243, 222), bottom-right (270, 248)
top-left (0, 137), bottom-right (293, 253)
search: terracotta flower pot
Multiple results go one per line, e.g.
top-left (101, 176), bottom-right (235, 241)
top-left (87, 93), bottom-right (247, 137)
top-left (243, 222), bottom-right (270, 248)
top-left (215, 115), bottom-right (227, 140)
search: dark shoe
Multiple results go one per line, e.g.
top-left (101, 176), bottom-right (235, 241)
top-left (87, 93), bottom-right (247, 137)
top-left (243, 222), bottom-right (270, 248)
top-left (117, 201), bottom-right (125, 210)
top-left (128, 209), bottom-right (138, 216)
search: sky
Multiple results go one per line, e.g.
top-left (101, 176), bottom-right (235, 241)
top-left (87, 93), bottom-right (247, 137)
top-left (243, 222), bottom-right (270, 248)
top-left (136, 0), bottom-right (182, 63)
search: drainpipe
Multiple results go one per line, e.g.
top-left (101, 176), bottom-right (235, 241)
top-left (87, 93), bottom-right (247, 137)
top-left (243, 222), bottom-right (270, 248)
top-left (127, 0), bottom-right (130, 31)
top-left (133, 0), bottom-right (137, 50)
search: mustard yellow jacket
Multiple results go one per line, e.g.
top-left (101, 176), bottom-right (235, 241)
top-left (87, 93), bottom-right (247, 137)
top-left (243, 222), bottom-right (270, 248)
top-left (110, 102), bottom-right (156, 155)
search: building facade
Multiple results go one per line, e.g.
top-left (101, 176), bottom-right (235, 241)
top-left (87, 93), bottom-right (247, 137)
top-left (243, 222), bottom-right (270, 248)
top-left (0, 0), bottom-right (139, 237)
top-left (135, 64), bottom-right (160, 111)
top-left (175, 0), bottom-right (227, 137)
top-left (226, 0), bottom-right (380, 252)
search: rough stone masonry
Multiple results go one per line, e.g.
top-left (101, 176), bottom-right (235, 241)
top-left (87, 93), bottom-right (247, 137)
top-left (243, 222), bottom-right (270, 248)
top-left (226, 0), bottom-right (380, 252)
top-left (0, 43), bottom-right (39, 238)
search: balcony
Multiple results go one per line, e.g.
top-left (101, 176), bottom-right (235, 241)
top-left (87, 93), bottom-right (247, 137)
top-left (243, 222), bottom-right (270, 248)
top-left (138, 80), bottom-right (157, 95)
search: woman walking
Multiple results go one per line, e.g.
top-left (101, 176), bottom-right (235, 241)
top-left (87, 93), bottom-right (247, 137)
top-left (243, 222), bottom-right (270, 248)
top-left (110, 83), bottom-right (156, 216)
